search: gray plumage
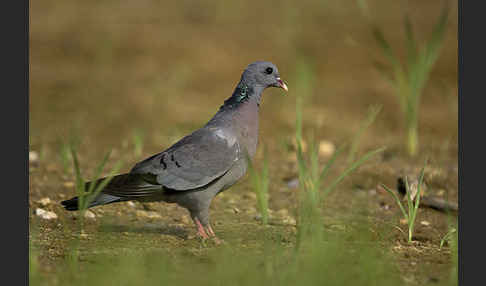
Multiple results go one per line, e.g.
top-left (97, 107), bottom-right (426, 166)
top-left (61, 61), bottom-right (288, 240)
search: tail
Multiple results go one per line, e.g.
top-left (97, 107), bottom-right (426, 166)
top-left (60, 173), bottom-right (162, 211)
top-left (61, 194), bottom-right (124, 211)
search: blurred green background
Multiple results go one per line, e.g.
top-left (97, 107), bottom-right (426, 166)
top-left (30, 0), bottom-right (457, 157)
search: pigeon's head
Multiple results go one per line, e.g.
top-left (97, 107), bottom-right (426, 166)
top-left (242, 61), bottom-right (288, 92)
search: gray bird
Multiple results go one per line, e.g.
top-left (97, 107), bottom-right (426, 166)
top-left (61, 61), bottom-right (288, 242)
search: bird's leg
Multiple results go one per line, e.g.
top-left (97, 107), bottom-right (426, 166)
top-left (193, 217), bottom-right (209, 239)
top-left (206, 225), bottom-right (216, 236)
top-left (204, 224), bottom-right (224, 245)
top-left (190, 209), bottom-right (223, 244)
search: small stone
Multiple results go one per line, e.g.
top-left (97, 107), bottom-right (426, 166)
top-left (37, 197), bottom-right (52, 207)
top-left (35, 208), bottom-right (58, 220)
top-left (233, 207), bottom-right (240, 214)
top-left (379, 201), bottom-right (390, 210)
top-left (84, 210), bottom-right (96, 219)
top-left (63, 181), bottom-right (75, 188)
top-left (318, 140), bottom-right (335, 158)
top-left (437, 189), bottom-right (445, 196)
top-left (135, 210), bottom-right (162, 219)
top-left (29, 151), bottom-right (39, 163)
top-left (127, 201), bottom-right (136, 208)
top-left (286, 178), bottom-right (299, 189)
top-left (282, 216), bottom-right (297, 226)
top-left (400, 219), bottom-right (408, 225)
top-left (420, 220), bottom-right (430, 226)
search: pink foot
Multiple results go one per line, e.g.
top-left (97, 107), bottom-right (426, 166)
top-left (205, 225), bottom-right (224, 245)
top-left (194, 218), bottom-right (209, 239)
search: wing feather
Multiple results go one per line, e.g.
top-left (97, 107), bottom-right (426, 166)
top-left (130, 128), bottom-right (239, 191)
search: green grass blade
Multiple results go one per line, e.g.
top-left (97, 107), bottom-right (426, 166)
top-left (424, 6), bottom-right (449, 68)
top-left (84, 160), bottom-right (124, 208)
top-left (319, 143), bottom-right (346, 183)
top-left (347, 104), bottom-right (382, 164)
top-left (404, 176), bottom-right (413, 223)
top-left (322, 147), bottom-right (386, 197)
top-left (380, 184), bottom-right (408, 220)
top-left (86, 150), bottom-right (112, 195)
top-left (70, 145), bottom-right (86, 210)
top-left (373, 61), bottom-right (396, 88)
top-left (404, 14), bottom-right (417, 66)
top-left (411, 161), bottom-right (427, 222)
top-left (372, 26), bottom-right (400, 68)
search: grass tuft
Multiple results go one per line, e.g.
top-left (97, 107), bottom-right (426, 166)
top-left (370, 4), bottom-right (449, 156)
top-left (248, 147), bottom-right (270, 225)
top-left (293, 69), bottom-right (385, 248)
top-left (381, 160), bottom-right (427, 243)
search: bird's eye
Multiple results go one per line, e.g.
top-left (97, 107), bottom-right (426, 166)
top-left (265, 67), bottom-right (273, 74)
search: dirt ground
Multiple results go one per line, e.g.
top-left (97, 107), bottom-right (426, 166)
top-left (30, 0), bottom-right (458, 285)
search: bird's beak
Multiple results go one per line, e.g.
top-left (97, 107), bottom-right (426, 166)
top-left (276, 78), bottom-right (288, 92)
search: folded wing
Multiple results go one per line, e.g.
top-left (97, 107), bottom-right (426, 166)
top-left (130, 128), bottom-right (240, 191)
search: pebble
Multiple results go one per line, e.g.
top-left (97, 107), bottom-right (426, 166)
top-left (286, 178), bottom-right (299, 189)
top-left (35, 208), bottom-right (58, 220)
top-left (37, 197), bottom-right (52, 207)
top-left (420, 220), bottom-right (430, 226)
top-left (63, 181), bottom-right (75, 188)
top-left (400, 218), bottom-right (408, 225)
top-left (233, 207), bottom-right (240, 214)
top-left (318, 140), bottom-right (335, 158)
top-left (282, 216), bottom-right (297, 226)
top-left (29, 151), bottom-right (39, 163)
top-left (135, 210), bottom-right (162, 219)
top-left (379, 201), bottom-right (390, 210)
top-left (84, 210), bottom-right (96, 219)
top-left (127, 201), bottom-right (136, 208)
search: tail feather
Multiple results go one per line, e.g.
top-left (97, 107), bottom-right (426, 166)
top-left (60, 173), bottom-right (163, 211)
top-left (61, 194), bottom-right (123, 211)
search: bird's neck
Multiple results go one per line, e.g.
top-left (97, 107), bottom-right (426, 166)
top-left (208, 80), bottom-right (262, 158)
top-left (220, 80), bottom-right (264, 110)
